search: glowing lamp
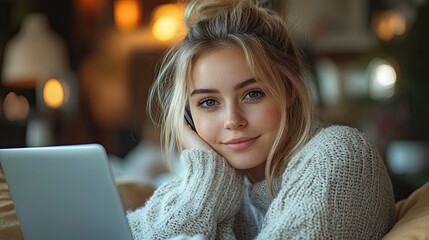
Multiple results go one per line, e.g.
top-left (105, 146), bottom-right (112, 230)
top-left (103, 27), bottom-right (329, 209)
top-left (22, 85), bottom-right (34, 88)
top-left (1, 14), bottom-right (69, 88)
top-left (42, 78), bottom-right (68, 109)
top-left (3, 92), bottom-right (30, 121)
top-left (368, 58), bottom-right (397, 99)
top-left (151, 4), bottom-right (186, 42)
top-left (373, 10), bottom-right (406, 41)
top-left (114, 0), bottom-right (141, 32)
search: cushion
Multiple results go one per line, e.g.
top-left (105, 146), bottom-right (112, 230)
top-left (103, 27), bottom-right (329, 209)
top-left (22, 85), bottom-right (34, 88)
top-left (383, 181), bottom-right (429, 239)
top-left (116, 178), bottom-right (154, 211)
top-left (0, 165), bottom-right (24, 240)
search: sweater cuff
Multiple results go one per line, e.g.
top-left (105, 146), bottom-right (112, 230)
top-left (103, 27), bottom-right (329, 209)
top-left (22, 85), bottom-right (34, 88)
top-left (181, 149), bottom-right (244, 221)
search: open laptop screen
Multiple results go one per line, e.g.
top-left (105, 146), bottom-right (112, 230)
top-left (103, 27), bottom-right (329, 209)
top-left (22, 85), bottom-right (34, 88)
top-left (0, 144), bottom-right (133, 240)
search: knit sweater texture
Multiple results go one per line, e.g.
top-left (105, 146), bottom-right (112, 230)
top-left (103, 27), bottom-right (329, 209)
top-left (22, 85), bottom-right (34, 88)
top-left (127, 125), bottom-right (396, 239)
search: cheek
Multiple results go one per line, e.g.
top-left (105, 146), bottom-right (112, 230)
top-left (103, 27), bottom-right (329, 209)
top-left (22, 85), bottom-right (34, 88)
top-left (253, 104), bottom-right (281, 131)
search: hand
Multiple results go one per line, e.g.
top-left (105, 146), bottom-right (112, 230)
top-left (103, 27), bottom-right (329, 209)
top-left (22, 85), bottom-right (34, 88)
top-left (181, 120), bottom-right (212, 151)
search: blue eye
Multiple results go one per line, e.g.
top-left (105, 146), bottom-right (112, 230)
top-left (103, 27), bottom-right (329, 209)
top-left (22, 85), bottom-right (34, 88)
top-left (245, 90), bottom-right (264, 100)
top-left (199, 98), bottom-right (218, 108)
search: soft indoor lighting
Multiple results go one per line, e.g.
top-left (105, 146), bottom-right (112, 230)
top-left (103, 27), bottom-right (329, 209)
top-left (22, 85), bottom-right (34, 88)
top-left (373, 10), bottom-right (406, 41)
top-left (76, 0), bottom-right (103, 14)
top-left (114, 0), bottom-right (141, 32)
top-left (43, 78), bottom-right (68, 109)
top-left (1, 13), bottom-right (69, 87)
top-left (3, 92), bottom-right (30, 121)
top-left (368, 58), bottom-right (397, 100)
top-left (151, 3), bottom-right (186, 42)
top-left (375, 64), bottom-right (396, 88)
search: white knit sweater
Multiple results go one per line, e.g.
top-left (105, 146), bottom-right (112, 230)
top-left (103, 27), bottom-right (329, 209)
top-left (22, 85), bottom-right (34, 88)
top-left (127, 125), bottom-right (396, 239)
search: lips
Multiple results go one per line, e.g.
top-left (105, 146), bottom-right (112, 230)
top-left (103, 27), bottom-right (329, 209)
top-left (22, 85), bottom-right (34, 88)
top-left (223, 137), bottom-right (259, 151)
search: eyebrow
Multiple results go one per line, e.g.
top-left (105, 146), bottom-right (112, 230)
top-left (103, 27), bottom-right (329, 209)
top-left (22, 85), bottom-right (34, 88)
top-left (190, 78), bottom-right (257, 96)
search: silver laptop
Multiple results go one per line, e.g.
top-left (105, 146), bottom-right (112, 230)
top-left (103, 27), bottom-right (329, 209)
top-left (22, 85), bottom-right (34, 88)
top-left (0, 144), bottom-right (134, 240)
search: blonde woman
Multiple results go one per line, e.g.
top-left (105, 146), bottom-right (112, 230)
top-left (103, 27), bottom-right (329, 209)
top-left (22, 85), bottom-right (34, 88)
top-left (127, 0), bottom-right (395, 239)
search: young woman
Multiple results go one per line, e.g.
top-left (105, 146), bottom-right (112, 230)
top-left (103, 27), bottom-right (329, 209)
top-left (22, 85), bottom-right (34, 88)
top-left (127, 0), bottom-right (395, 239)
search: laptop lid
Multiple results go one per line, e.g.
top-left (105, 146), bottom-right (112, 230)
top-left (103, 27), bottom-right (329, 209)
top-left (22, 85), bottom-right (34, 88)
top-left (0, 144), bottom-right (134, 240)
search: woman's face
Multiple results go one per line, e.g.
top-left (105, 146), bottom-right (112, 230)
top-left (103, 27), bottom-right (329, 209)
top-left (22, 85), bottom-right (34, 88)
top-left (188, 45), bottom-right (281, 172)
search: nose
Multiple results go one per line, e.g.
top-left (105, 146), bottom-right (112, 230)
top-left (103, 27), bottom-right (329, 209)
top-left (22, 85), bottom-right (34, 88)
top-left (224, 105), bottom-right (247, 130)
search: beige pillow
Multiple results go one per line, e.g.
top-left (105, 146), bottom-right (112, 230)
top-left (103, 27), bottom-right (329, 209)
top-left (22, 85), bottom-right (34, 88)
top-left (116, 178), bottom-right (154, 211)
top-left (383, 181), bottom-right (429, 239)
top-left (0, 165), bottom-right (24, 240)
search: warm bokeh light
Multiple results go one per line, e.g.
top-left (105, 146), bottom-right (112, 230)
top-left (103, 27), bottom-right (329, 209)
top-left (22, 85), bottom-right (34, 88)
top-left (3, 92), bottom-right (30, 121)
top-left (76, 0), bottom-right (103, 14)
top-left (373, 10), bottom-right (406, 41)
top-left (368, 59), bottom-right (397, 99)
top-left (375, 64), bottom-right (397, 88)
top-left (43, 78), bottom-right (66, 108)
top-left (114, 0), bottom-right (141, 32)
top-left (151, 4), bottom-right (186, 42)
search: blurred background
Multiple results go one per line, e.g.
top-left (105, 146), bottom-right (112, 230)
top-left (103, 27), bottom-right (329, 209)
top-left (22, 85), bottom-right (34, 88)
top-left (0, 0), bottom-right (428, 200)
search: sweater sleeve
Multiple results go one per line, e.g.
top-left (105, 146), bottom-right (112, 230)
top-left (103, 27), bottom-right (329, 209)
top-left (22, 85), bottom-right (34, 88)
top-left (126, 149), bottom-right (244, 240)
top-left (255, 126), bottom-right (396, 239)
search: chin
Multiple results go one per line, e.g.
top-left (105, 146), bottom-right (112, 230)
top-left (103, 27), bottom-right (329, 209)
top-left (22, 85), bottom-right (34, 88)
top-left (225, 157), bottom-right (264, 170)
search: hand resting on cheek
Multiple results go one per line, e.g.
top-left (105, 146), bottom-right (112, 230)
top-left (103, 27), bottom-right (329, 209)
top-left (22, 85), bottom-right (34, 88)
top-left (181, 120), bottom-right (212, 151)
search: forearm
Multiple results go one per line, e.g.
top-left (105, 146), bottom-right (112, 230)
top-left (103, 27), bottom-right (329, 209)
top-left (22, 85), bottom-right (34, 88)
top-left (127, 149), bottom-right (243, 240)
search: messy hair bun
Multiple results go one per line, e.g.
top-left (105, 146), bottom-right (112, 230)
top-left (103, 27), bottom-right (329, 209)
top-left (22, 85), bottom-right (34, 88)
top-left (183, 0), bottom-right (235, 27)
top-left (183, 0), bottom-right (278, 27)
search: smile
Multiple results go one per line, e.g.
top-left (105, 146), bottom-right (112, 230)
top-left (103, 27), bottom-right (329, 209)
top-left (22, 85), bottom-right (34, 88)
top-left (223, 137), bottom-right (259, 151)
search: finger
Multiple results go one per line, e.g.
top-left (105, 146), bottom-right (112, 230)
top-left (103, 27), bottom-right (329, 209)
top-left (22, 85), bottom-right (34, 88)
top-left (181, 120), bottom-right (211, 150)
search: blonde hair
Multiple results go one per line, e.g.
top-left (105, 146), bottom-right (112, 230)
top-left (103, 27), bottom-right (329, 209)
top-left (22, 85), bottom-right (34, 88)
top-left (148, 0), bottom-right (317, 194)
